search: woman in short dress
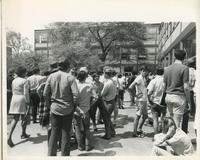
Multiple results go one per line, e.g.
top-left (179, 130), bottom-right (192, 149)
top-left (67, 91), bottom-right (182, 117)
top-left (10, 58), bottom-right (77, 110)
top-left (7, 66), bottom-right (30, 147)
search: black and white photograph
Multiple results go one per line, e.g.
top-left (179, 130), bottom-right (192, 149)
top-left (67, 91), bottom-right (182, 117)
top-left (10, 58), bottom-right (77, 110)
top-left (1, 0), bottom-right (199, 159)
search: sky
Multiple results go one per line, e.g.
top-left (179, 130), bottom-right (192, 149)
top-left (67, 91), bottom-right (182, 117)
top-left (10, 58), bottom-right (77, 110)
top-left (4, 0), bottom-right (199, 46)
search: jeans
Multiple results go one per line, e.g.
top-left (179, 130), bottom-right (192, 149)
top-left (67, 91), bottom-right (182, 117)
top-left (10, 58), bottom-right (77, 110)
top-left (73, 111), bottom-right (92, 149)
top-left (48, 113), bottom-right (73, 156)
top-left (100, 99), bottom-right (116, 138)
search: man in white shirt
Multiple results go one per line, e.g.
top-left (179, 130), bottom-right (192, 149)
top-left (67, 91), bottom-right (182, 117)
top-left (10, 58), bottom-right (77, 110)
top-left (147, 67), bottom-right (166, 135)
top-left (128, 66), bottom-right (148, 137)
top-left (100, 67), bottom-right (117, 140)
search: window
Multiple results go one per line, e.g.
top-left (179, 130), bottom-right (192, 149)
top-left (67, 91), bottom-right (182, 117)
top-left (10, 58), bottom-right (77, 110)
top-left (39, 34), bottom-right (47, 43)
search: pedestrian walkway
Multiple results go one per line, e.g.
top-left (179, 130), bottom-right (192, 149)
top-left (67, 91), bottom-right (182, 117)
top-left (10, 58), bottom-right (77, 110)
top-left (7, 91), bottom-right (196, 156)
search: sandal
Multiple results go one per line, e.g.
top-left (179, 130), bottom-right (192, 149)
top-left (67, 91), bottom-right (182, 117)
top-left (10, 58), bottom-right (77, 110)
top-left (21, 134), bottom-right (30, 139)
top-left (137, 130), bottom-right (145, 138)
top-left (138, 133), bottom-right (145, 138)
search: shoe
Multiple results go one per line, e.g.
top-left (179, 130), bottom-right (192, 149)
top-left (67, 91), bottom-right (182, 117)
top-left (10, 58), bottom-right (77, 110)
top-left (78, 146), bottom-right (85, 151)
top-left (21, 134), bottom-right (30, 139)
top-left (137, 130), bottom-right (143, 135)
top-left (121, 106), bottom-right (124, 109)
top-left (97, 120), bottom-right (104, 124)
top-left (111, 133), bottom-right (116, 137)
top-left (132, 133), bottom-right (139, 137)
top-left (7, 140), bottom-right (14, 147)
top-left (101, 135), bottom-right (111, 140)
top-left (85, 146), bottom-right (94, 151)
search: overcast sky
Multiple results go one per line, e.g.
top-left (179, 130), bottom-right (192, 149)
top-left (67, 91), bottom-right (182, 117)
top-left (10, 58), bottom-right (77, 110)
top-left (4, 0), bottom-right (199, 46)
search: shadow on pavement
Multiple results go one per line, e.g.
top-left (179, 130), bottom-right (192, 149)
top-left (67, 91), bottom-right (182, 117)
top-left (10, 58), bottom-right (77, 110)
top-left (28, 133), bottom-right (47, 144)
top-left (115, 114), bottom-right (134, 127)
top-left (14, 139), bottom-right (29, 146)
top-left (92, 135), bottom-right (122, 152)
top-left (78, 150), bottom-right (116, 156)
top-left (116, 131), bottom-right (133, 139)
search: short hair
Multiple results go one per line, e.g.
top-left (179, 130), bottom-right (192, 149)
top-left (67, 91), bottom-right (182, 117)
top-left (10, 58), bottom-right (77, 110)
top-left (58, 59), bottom-right (70, 71)
top-left (92, 73), bottom-right (99, 79)
top-left (118, 74), bottom-right (122, 78)
top-left (156, 67), bottom-right (164, 75)
top-left (32, 67), bottom-right (40, 74)
top-left (43, 71), bottom-right (51, 76)
top-left (174, 49), bottom-right (186, 61)
top-left (77, 71), bottom-right (87, 81)
top-left (139, 66), bottom-right (148, 72)
top-left (15, 66), bottom-right (27, 77)
top-left (161, 117), bottom-right (177, 135)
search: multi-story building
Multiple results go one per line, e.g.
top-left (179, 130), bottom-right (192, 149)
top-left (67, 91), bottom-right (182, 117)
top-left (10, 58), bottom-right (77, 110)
top-left (34, 23), bottom-right (160, 73)
top-left (104, 23), bottom-right (160, 73)
top-left (157, 22), bottom-right (196, 67)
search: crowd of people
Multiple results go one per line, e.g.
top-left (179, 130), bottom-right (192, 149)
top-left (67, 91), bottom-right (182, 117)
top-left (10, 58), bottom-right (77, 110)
top-left (7, 49), bottom-right (196, 156)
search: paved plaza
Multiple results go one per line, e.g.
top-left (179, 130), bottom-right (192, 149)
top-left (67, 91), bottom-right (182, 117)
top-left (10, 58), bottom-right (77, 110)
top-left (7, 92), bottom-right (196, 156)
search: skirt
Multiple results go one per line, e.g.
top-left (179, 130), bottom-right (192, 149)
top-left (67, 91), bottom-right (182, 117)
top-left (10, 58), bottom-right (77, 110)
top-left (9, 95), bottom-right (27, 114)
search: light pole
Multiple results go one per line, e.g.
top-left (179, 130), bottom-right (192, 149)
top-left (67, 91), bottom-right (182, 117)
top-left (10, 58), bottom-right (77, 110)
top-left (120, 46), bottom-right (122, 74)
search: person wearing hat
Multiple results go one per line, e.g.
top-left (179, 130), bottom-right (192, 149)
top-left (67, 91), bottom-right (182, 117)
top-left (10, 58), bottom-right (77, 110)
top-left (43, 59), bottom-right (79, 156)
top-left (100, 67), bottom-right (117, 140)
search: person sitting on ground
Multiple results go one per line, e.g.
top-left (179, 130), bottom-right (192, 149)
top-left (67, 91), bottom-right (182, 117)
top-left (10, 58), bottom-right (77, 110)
top-left (152, 117), bottom-right (194, 156)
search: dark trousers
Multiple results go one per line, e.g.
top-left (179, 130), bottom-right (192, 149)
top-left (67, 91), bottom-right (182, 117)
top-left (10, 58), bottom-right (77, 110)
top-left (182, 111), bottom-right (189, 134)
top-left (7, 90), bottom-right (12, 114)
top-left (190, 91), bottom-right (196, 116)
top-left (99, 99), bottom-right (116, 138)
top-left (30, 91), bottom-right (40, 122)
top-left (73, 112), bottom-right (92, 149)
top-left (48, 113), bottom-right (73, 156)
top-left (89, 98), bottom-right (101, 123)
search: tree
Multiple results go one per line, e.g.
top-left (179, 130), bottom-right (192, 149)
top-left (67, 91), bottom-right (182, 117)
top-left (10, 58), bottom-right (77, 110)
top-left (6, 30), bottom-right (45, 72)
top-left (87, 22), bottom-right (146, 62)
top-left (6, 31), bottom-right (32, 55)
top-left (46, 22), bottom-right (146, 71)
top-left (47, 22), bottom-right (100, 69)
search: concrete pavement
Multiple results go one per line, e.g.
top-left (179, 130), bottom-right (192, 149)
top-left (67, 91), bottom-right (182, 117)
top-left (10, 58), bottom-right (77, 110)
top-left (7, 91), bottom-right (196, 156)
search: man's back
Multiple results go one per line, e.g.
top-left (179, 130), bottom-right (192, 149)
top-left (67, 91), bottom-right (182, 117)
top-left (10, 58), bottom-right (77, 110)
top-left (147, 75), bottom-right (164, 104)
top-left (164, 63), bottom-right (189, 95)
top-left (44, 70), bottom-right (79, 116)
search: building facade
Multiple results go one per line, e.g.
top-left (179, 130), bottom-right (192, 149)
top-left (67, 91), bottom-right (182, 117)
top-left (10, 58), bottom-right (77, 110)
top-left (157, 22), bottom-right (196, 67)
top-left (34, 23), bottom-right (160, 73)
top-left (104, 23), bottom-right (160, 73)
